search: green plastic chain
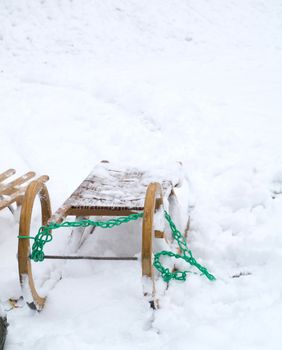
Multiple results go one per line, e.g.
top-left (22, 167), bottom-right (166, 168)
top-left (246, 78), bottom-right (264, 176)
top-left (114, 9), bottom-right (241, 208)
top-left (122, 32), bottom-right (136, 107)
top-left (18, 211), bottom-right (215, 282)
top-left (153, 211), bottom-right (215, 282)
top-left (20, 213), bottom-right (143, 263)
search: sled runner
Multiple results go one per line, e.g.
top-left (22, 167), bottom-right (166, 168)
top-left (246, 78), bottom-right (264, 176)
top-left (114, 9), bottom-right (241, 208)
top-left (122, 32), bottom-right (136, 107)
top-left (0, 169), bottom-right (48, 214)
top-left (18, 161), bottom-right (183, 311)
top-left (0, 169), bottom-right (49, 345)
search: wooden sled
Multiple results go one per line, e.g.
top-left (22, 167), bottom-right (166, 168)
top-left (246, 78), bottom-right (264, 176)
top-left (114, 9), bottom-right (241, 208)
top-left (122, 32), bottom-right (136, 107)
top-left (18, 161), bottom-right (182, 311)
top-left (0, 169), bottom-right (48, 215)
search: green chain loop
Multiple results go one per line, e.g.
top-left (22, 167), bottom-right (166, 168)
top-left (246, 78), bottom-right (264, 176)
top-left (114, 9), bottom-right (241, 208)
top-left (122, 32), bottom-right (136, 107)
top-left (18, 210), bottom-right (215, 282)
top-left (153, 211), bottom-right (216, 282)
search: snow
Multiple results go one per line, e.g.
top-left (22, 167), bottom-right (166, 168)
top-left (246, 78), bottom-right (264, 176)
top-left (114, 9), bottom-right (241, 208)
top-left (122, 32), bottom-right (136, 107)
top-left (1, 0), bottom-right (282, 349)
top-left (64, 161), bottom-right (183, 209)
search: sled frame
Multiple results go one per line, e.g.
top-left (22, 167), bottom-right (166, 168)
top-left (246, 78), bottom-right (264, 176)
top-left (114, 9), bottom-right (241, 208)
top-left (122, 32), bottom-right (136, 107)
top-left (18, 162), bottom-right (181, 310)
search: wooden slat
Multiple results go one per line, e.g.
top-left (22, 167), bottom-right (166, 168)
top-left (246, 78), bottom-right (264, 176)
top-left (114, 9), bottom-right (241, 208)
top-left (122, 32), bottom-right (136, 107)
top-left (36, 175), bottom-right (49, 183)
top-left (0, 189), bottom-right (25, 210)
top-left (0, 171), bottom-right (35, 196)
top-left (67, 207), bottom-right (139, 217)
top-left (0, 173), bottom-right (49, 211)
top-left (0, 169), bottom-right (16, 183)
top-left (49, 206), bottom-right (139, 224)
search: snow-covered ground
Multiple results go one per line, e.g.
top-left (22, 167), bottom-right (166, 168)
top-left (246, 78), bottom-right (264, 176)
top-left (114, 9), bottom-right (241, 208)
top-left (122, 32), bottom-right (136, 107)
top-left (1, 0), bottom-right (282, 349)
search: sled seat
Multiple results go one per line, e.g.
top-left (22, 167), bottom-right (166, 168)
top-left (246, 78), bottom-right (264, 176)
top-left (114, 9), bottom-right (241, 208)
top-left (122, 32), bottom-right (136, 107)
top-left (51, 161), bottom-right (183, 223)
top-left (0, 169), bottom-right (48, 211)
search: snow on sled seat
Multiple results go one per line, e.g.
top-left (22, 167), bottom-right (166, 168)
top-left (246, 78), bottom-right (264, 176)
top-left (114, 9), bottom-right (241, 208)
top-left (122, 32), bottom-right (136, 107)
top-left (18, 161), bottom-right (183, 311)
top-left (51, 160), bottom-right (183, 223)
top-left (0, 168), bottom-right (49, 213)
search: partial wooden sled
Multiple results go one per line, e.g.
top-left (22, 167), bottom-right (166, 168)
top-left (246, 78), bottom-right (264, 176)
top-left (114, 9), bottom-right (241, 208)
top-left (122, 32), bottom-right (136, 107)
top-left (18, 161), bottom-right (183, 311)
top-left (0, 168), bottom-right (48, 214)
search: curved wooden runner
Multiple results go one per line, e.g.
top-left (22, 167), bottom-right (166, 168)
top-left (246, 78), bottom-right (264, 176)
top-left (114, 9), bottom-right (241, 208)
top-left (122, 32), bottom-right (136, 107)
top-left (18, 180), bottom-right (52, 310)
top-left (142, 182), bottom-right (164, 309)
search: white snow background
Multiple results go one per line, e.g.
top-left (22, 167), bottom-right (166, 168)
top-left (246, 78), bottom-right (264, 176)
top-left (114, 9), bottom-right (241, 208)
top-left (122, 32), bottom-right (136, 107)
top-left (1, 0), bottom-right (282, 349)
